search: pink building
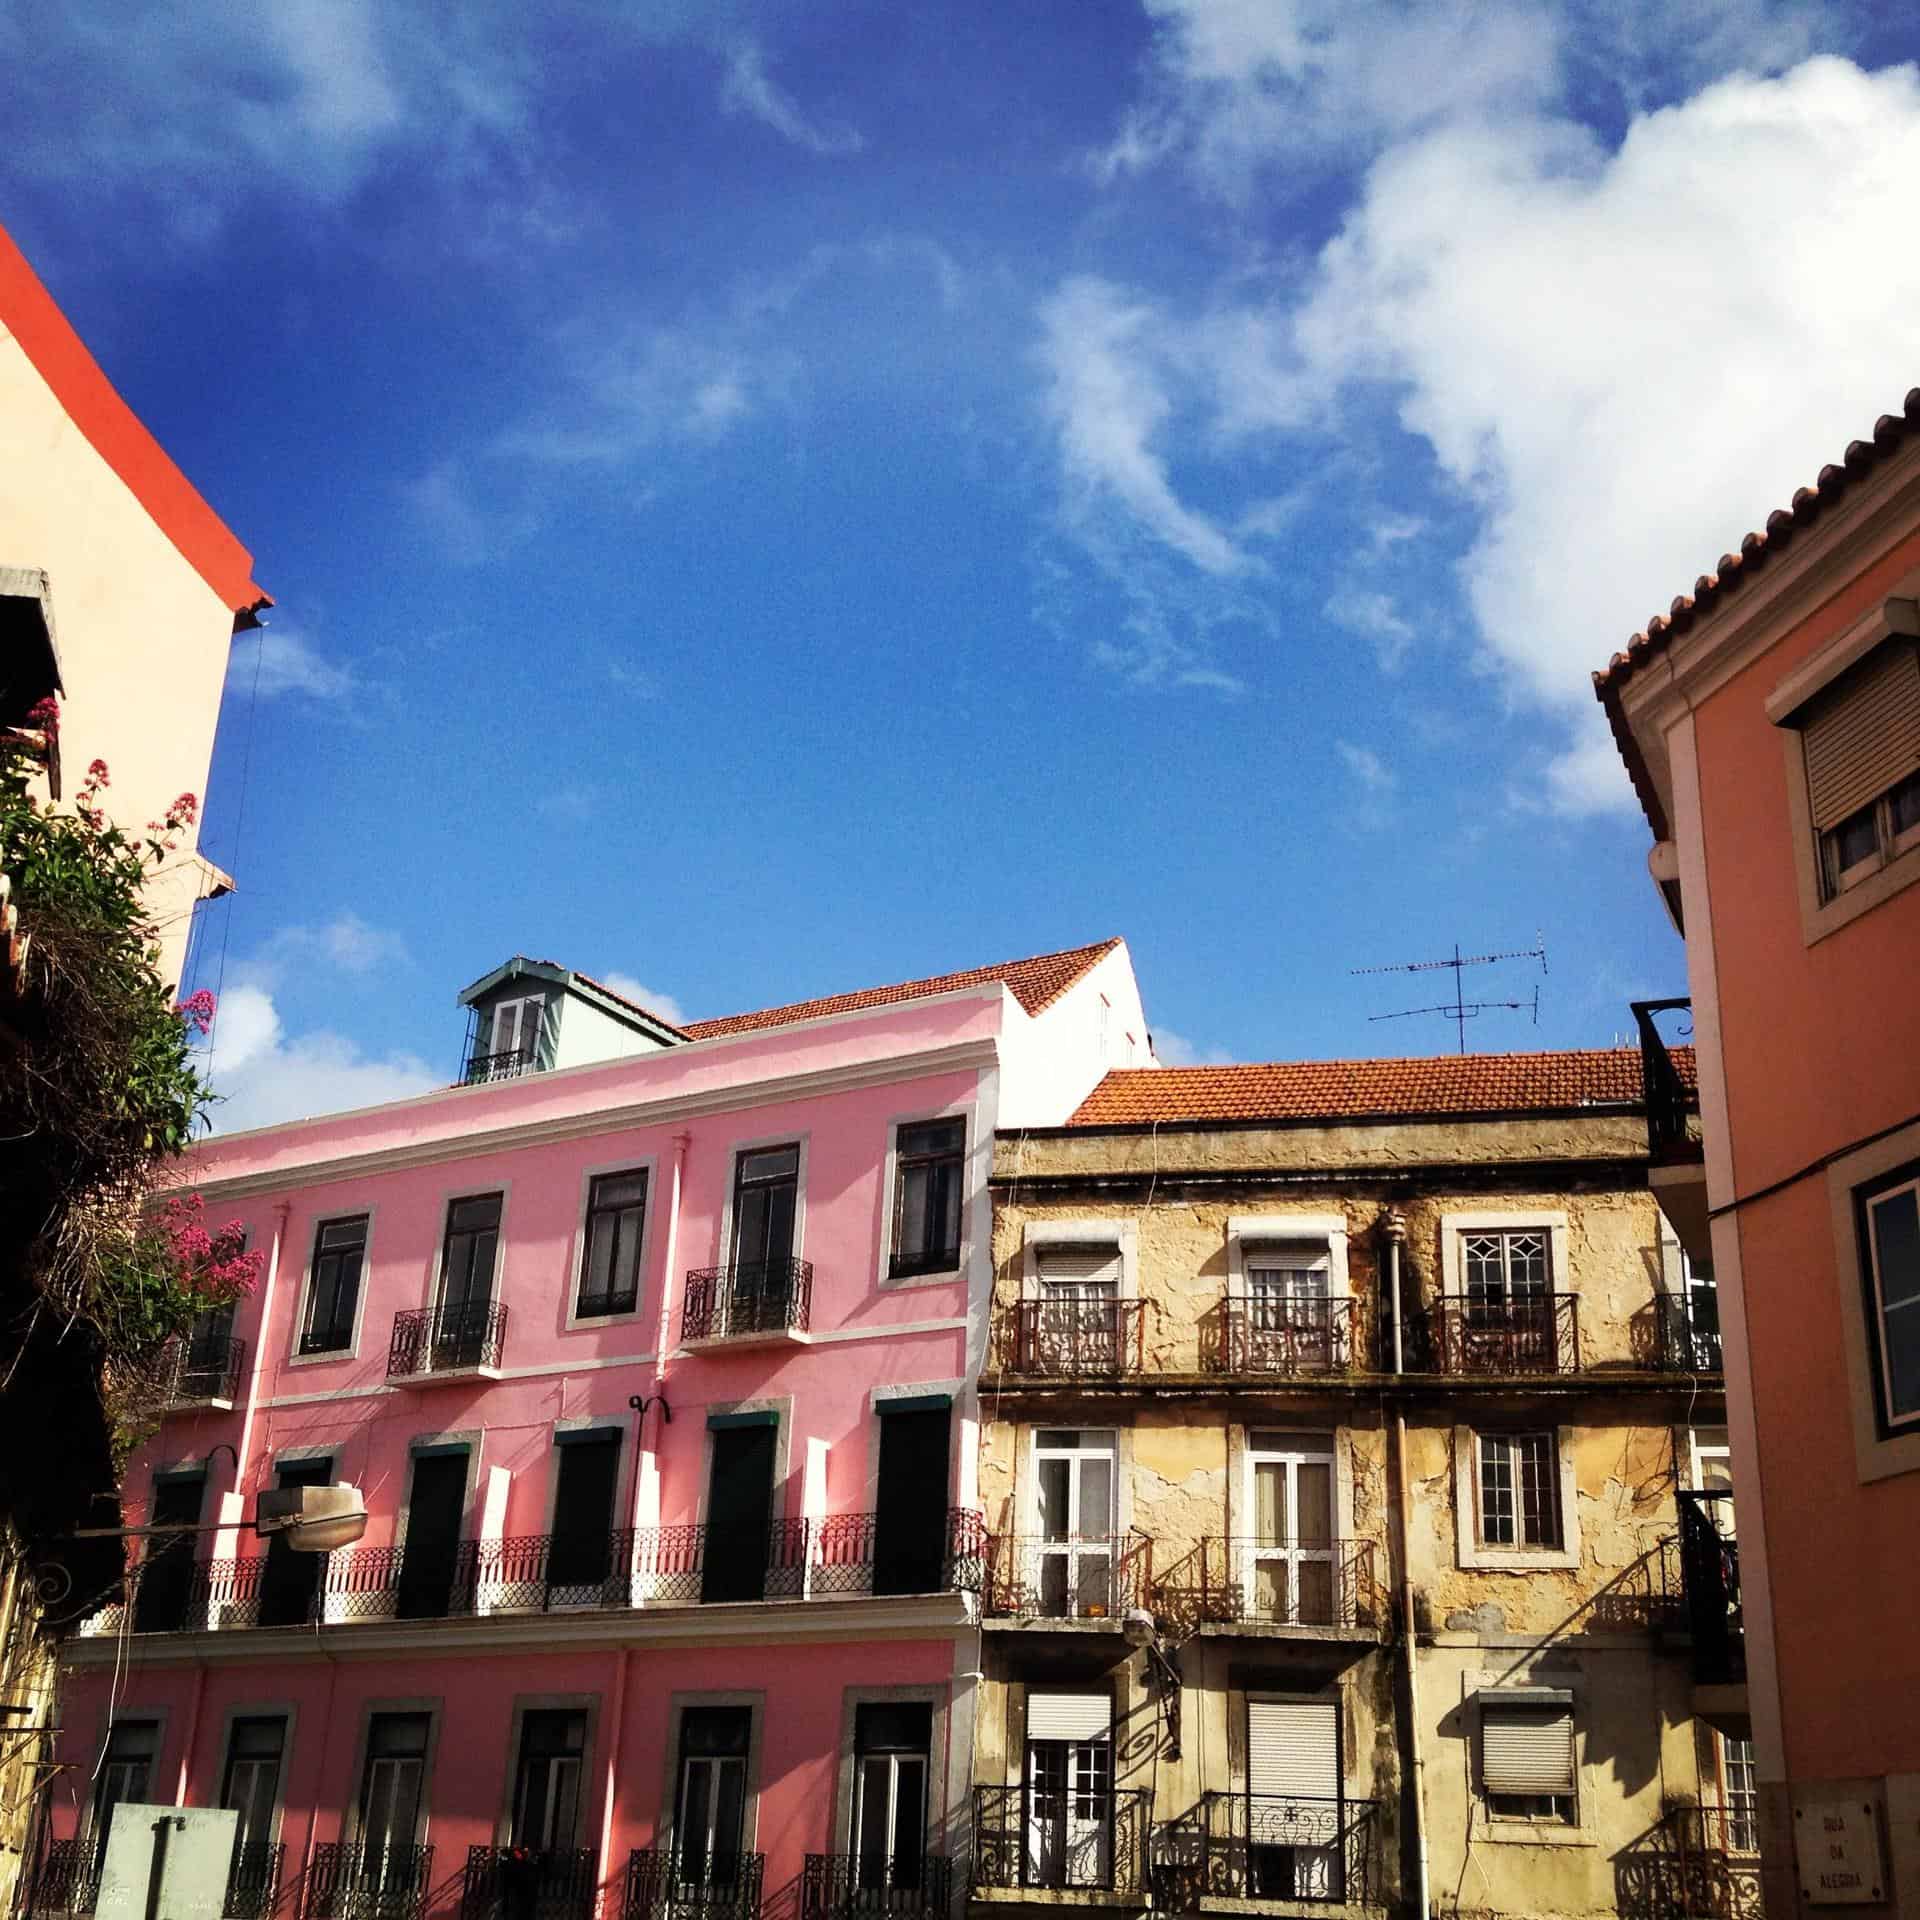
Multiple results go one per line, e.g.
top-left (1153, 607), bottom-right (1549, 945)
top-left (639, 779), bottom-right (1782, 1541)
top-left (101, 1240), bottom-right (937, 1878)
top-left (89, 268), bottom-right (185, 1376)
top-left (44, 940), bottom-right (1152, 1920)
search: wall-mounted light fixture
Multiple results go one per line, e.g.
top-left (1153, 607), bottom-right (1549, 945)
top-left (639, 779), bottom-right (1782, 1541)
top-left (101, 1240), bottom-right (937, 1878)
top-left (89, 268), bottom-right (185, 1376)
top-left (628, 1393), bottom-right (672, 1424)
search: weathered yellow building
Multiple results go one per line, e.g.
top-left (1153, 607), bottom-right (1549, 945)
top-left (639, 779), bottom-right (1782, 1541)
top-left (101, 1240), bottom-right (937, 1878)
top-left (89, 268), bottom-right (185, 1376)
top-left (968, 1050), bottom-right (1753, 1920)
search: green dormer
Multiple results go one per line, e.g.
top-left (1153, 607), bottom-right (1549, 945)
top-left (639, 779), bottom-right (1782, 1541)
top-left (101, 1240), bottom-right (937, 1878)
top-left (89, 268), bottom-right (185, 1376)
top-left (456, 957), bottom-right (687, 1083)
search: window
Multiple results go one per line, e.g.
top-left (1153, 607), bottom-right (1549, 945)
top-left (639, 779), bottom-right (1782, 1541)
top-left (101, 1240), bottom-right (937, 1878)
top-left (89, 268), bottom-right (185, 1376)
top-left (358, 1713), bottom-right (431, 1860)
top-left (91, 1720), bottom-right (159, 1866)
top-left (732, 1146), bottom-right (799, 1268)
top-left (1480, 1695), bottom-right (1575, 1823)
top-left (579, 1172), bottom-right (647, 1318)
top-left (302, 1216), bottom-right (367, 1355)
top-left (1792, 642), bottom-right (1920, 900)
top-left (1861, 1169), bottom-right (1920, 1431)
top-left (134, 1472), bottom-right (205, 1634)
top-left (1462, 1229), bottom-right (1550, 1309)
top-left (1477, 1433), bottom-right (1560, 1549)
top-left (1245, 1434), bottom-right (1335, 1625)
top-left (438, 1194), bottom-right (502, 1314)
top-left (1024, 1694), bottom-right (1112, 1889)
top-left (1717, 1733), bottom-right (1759, 1854)
top-left (890, 1121), bottom-right (964, 1279)
top-left (222, 1716), bottom-right (288, 1855)
top-left (852, 1703), bottom-right (931, 1890)
top-left (1246, 1698), bottom-right (1342, 1898)
top-left (512, 1709), bottom-right (587, 1851)
top-left (491, 995), bottom-right (543, 1063)
top-left (676, 1708), bottom-right (751, 1886)
top-left (1033, 1430), bottom-right (1116, 1619)
top-left (549, 1430), bottom-right (622, 1599)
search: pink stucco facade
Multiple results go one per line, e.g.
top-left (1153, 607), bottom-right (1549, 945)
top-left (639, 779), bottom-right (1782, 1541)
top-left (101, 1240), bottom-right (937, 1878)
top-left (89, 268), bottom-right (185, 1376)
top-left (50, 944), bottom-right (1150, 1920)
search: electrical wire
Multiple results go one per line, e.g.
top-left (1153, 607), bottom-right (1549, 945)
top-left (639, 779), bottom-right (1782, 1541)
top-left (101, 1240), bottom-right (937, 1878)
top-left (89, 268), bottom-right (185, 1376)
top-left (203, 623), bottom-right (268, 1084)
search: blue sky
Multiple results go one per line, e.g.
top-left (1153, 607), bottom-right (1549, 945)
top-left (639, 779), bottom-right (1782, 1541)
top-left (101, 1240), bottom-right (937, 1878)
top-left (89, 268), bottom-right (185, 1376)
top-left (7, 0), bottom-right (1920, 1125)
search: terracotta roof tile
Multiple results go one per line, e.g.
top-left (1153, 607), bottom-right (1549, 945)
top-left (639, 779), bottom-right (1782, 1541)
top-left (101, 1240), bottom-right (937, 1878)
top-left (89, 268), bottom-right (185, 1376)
top-left (1067, 1046), bottom-right (1694, 1127)
top-left (1592, 387), bottom-right (1920, 838)
top-left (681, 937), bottom-right (1122, 1041)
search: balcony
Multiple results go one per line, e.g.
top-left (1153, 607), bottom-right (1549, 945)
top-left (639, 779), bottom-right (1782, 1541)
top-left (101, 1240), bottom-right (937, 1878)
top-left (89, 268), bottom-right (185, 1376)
top-left (1153, 1793), bottom-right (1377, 1908)
top-left (460, 1847), bottom-right (598, 1920)
top-left (995, 1299), bottom-right (1146, 1377)
top-left (984, 1533), bottom-right (1153, 1624)
top-left (681, 1260), bottom-right (812, 1346)
top-left (1152, 1538), bottom-right (1385, 1637)
top-left (166, 1333), bottom-right (245, 1408)
top-left (1206, 1298), bottom-right (1359, 1378)
top-left (464, 1044), bottom-right (539, 1085)
top-left (1617, 1804), bottom-right (1761, 1920)
top-left (1633, 998), bottom-right (1710, 1267)
top-left (624, 1851), bottom-right (764, 1920)
top-left (21, 1839), bottom-right (283, 1920)
top-left (1651, 1291), bottom-right (1724, 1374)
top-left (304, 1844), bottom-right (436, 1920)
top-left (388, 1300), bottom-right (508, 1380)
top-left (1672, 1490), bottom-right (1744, 1690)
top-left (972, 1784), bottom-right (1150, 1897)
top-left (224, 1844), bottom-right (286, 1920)
top-left (1423, 1294), bottom-right (1580, 1375)
top-left (801, 1855), bottom-right (951, 1920)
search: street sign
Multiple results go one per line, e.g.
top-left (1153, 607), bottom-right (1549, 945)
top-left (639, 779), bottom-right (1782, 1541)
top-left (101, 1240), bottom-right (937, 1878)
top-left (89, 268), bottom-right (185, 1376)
top-left (1796, 1799), bottom-right (1885, 1906)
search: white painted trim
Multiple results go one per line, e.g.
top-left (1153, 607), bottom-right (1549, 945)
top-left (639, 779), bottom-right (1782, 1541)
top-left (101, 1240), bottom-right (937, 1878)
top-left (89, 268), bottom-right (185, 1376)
top-left (562, 1154), bottom-right (659, 1332)
top-left (873, 1100), bottom-right (975, 1295)
top-left (1226, 1214), bottom-right (1350, 1298)
top-left (188, 1037), bottom-right (1005, 1201)
top-left (1763, 595), bottom-right (1920, 721)
top-left (1452, 1424), bottom-right (1581, 1572)
top-left (1438, 1210), bottom-right (1571, 1296)
top-left (808, 1315), bottom-right (970, 1345)
top-left (285, 1204), bottom-right (378, 1367)
top-left (1019, 1218), bottom-right (1138, 1300)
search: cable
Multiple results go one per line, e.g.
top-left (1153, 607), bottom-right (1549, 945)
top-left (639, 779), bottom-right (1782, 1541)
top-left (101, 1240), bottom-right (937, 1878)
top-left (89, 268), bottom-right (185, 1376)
top-left (203, 624), bottom-right (268, 1084)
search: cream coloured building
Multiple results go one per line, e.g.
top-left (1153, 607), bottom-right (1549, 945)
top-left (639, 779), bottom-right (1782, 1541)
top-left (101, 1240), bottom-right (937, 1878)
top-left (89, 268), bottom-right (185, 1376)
top-left (970, 1049), bottom-right (1754, 1920)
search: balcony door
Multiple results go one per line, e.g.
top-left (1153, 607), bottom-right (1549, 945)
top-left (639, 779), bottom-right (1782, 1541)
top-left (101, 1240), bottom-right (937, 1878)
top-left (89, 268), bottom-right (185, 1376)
top-left (1024, 1694), bottom-right (1111, 1889)
top-left (134, 1472), bottom-right (204, 1633)
top-left (1032, 1247), bottom-right (1120, 1372)
top-left (730, 1147), bottom-right (800, 1328)
top-left (221, 1715), bottom-right (287, 1916)
top-left (259, 1457), bottom-right (333, 1627)
top-left (512, 1709), bottom-right (587, 1851)
top-left (548, 1430), bottom-right (621, 1603)
top-left (1033, 1431), bottom-right (1115, 1620)
top-left (358, 1712), bottom-right (430, 1881)
top-left (702, 1422), bottom-right (775, 1604)
top-left (852, 1703), bottom-right (931, 1892)
top-left (396, 1449), bottom-right (467, 1620)
top-left (1247, 1697), bottom-right (1342, 1900)
top-left (1460, 1229), bottom-right (1552, 1368)
top-left (1246, 1434), bottom-right (1335, 1625)
top-left (435, 1195), bottom-right (501, 1364)
top-left (1245, 1249), bottom-right (1331, 1369)
top-left (90, 1720), bottom-right (159, 1869)
top-left (873, 1405), bottom-right (950, 1597)
top-left (675, 1709), bottom-right (750, 1889)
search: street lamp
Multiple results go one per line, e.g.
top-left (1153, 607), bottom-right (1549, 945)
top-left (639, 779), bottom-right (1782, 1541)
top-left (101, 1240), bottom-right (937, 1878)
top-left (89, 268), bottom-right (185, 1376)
top-left (73, 1482), bottom-right (368, 1553)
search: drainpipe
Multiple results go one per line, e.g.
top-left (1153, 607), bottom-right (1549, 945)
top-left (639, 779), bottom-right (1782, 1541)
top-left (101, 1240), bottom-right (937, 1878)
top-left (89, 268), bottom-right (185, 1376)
top-left (1381, 1208), bottom-right (1430, 1920)
top-left (597, 1648), bottom-right (631, 1897)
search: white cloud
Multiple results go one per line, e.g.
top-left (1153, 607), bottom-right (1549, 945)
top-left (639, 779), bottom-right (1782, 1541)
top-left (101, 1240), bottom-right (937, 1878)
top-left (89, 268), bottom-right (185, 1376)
top-left (596, 972), bottom-right (688, 1030)
top-left (225, 627), bottom-right (357, 701)
top-left (1290, 56), bottom-right (1920, 808)
top-left (720, 40), bottom-right (866, 157)
top-left (1337, 740), bottom-right (1396, 793)
top-left (1323, 588), bottom-right (1416, 671)
top-left (1152, 1024), bottom-right (1236, 1067)
top-left (536, 785), bottom-right (598, 824)
top-left (201, 982), bottom-right (439, 1132)
top-left (1365, 513), bottom-right (1426, 554)
top-left (400, 461), bottom-right (491, 566)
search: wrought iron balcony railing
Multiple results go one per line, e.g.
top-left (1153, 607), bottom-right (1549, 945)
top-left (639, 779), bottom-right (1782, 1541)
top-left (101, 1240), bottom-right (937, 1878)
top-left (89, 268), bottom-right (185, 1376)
top-left (168, 1333), bottom-right (246, 1406)
top-left (624, 1851), bottom-right (764, 1920)
top-left (224, 1843), bottom-right (286, 1920)
top-left (984, 1532), bottom-right (1153, 1622)
top-left (304, 1843), bottom-right (435, 1920)
top-left (1423, 1293), bottom-right (1580, 1375)
top-left (681, 1260), bottom-right (812, 1342)
top-left (972, 1784), bottom-right (1151, 1895)
top-left (765, 1508), bottom-right (987, 1598)
top-left (1672, 1490), bottom-right (1744, 1685)
top-left (1633, 998), bottom-right (1700, 1166)
top-left (460, 1847), bottom-right (598, 1920)
top-left (996, 1298), bottom-right (1146, 1376)
top-left (1153, 1537), bottom-right (1384, 1634)
top-left (1653, 1291), bottom-right (1724, 1374)
top-left (1208, 1298), bottom-right (1359, 1377)
top-left (23, 1838), bottom-right (98, 1917)
top-left (388, 1299), bottom-right (508, 1377)
top-left (1615, 1803), bottom-right (1763, 1920)
top-left (455, 1530), bottom-right (636, 1612)
top-left (465, 1045), bottom-right (539, 1085)
top-left (801, 1854), bottom-right (951, 1920)
top-left (1153, 1793), bottom-right (1376, 1908)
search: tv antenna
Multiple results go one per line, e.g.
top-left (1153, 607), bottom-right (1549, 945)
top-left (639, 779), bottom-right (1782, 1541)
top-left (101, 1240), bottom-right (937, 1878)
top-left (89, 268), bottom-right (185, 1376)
top-left (1351, 935), bottom-right (1548, 1055)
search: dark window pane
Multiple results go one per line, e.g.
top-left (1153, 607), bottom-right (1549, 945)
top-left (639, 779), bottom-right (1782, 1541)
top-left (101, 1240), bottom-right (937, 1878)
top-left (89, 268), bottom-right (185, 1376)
top-left (580, 1170), bottom-right (647, 1315)
top-left (855, 1703), bottom-right (932, 1754)
top-left (1891, 770), bottom-right (1920, 838)
top-left (682, 1707), bottom-right (751, 1757)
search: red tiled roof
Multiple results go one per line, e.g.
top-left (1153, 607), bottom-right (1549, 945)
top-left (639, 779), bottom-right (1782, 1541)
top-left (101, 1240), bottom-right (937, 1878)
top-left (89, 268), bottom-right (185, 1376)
top-left (1592, 387), bottom-right (1920, 838)
top-left (681, 938), bottom-right (1123, 1040)
top-left (1067, 1046), bottom-right (1695, 1127)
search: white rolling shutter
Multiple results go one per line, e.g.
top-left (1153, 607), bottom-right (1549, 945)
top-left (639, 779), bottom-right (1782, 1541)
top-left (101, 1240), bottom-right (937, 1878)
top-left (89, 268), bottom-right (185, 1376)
top-left (1800, 644), bottom-right (1920, 830)
top-left (1037, 1246), bottom-right (1121, 1292)
top-left (1247, 1699), bottom-right (1339, 1799)
top-left (1027, 1693), bottom-right (1110, 1743)
top-left (1480, 1697), bottom-right (1575, 1797)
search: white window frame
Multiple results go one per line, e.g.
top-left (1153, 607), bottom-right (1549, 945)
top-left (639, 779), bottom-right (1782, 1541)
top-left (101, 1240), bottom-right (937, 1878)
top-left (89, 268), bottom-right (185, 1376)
top-left (1019, 1221), bottom-right (1136, 1300)
top-left (489, 994), bottom-right (544, 1061)
top-left (1239, 1431), bottom-right (1342, 1625)
top-left (1226, 1215), bottom-right (1349, 1298)
top-left (495, 1693), bottom-right (600, 1850)
top-left (1828, 1117), bottom-right (1920, 1482)
top-left (345, 1698), bottom-right (443, 1856)
top-left (656, 1692), bottom-right (764, 1865)
top-left (1024, 1426), bottom-right (1123, 1621)
top-left (714, 1130), bottom-right (810, 1272)
top-left (1438, 1211), bottom-right (1570, 1298)
top-left (215, 1703), bottom-right (297, 1852)
top-left (564, 1155), bottom-right (659, 1331)
top-left (874, 1103), bottom-right (975, 1294)
top-left (1464, 1670), bottom-right (1592, 1847)
top-left (831, 1687), bottom-right (949, 1864)
top-left (287, 1205), bottom-right (377, 1368)
top-left (1452, 1425), bottom-right (1579, 1571)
